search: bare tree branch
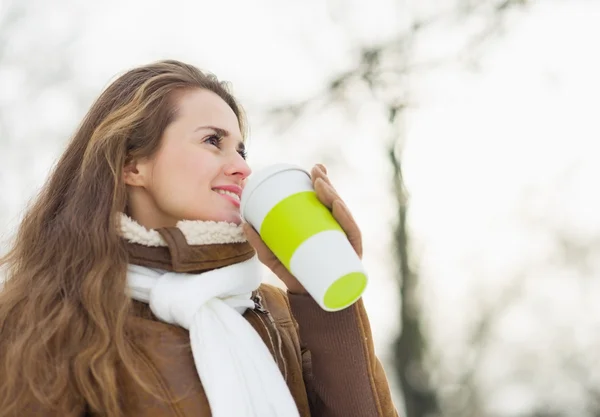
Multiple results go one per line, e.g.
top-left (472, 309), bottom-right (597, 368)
top-left (263, 2), bottom-right (534, 417)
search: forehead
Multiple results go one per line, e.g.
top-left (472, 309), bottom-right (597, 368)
top-left (172, 89), bottom-right (241, 136)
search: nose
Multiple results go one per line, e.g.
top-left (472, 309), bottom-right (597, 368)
top-left (224, 151), bottom-right (252, 180)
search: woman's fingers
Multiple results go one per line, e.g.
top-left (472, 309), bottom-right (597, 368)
top-left (311, 165), bottom-right (363, 258)
top-left (332, 199), bottom-right (363, 258)
top-left (314, 178), bottom-right (338, 209)
top-left (311, 164), bottom-right (333, 188)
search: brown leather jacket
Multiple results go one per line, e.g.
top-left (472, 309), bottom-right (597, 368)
top-left (28, 226), bottom-right (400, 416)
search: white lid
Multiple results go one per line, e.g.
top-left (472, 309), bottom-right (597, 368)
top-left (240, 163), bottom-right (309, 217)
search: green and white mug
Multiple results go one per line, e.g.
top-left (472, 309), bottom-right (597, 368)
top-left (241, 164), bottom-right (368, 312)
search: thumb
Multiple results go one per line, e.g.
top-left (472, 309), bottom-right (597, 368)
top-left (242, 223), bottom-right (261, 248)
top-left (243, 223), bottom-right (275, 262)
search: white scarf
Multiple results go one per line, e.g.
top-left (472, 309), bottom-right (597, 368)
top-left (123, 217), bottom-right (300, 417)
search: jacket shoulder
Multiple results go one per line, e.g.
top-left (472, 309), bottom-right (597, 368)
top-left (257, 283), bottom-right (295, 326)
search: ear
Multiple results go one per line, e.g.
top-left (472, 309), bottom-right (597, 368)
top-left (123, 158), bottom-right (147, 187)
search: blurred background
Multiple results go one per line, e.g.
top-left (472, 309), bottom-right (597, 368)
top-left (1, 0), bottom-right (599, 415)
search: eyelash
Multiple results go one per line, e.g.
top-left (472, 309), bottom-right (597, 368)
top-left (204, 134), bottom-right (247, 160)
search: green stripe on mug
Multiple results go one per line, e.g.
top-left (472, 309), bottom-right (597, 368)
top-left (260, 191), bottom-right (343, 268)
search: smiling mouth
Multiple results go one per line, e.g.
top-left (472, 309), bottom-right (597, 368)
top-left (214, 189), bottom-right (241, 204)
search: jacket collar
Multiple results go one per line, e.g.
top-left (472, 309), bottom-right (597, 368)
top-left (119, 214), bottom-right (256, 273)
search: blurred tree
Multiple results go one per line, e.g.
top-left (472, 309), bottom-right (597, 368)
top-left (265, 1), bottom-right (533, 416)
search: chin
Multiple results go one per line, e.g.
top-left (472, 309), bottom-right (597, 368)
top-left (226, 215), bottom-right (243, 226)
top-left (211, 213), bottom-right (243, 225)
top-left (182, 208), bottom-right (243, 225)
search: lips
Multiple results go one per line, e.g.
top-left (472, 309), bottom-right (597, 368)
top-left (212, 185), bottom-right (242, 197)
top-left (212, 185), bottom-right (242, 207)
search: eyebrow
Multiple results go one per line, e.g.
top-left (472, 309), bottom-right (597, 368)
top-left (194, 125), bottom-right (230, 136)
top-left (194, 125), bottom-right (246, 151)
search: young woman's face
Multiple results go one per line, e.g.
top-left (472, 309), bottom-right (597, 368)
top-left (125, 88), bottom-right (251, 229)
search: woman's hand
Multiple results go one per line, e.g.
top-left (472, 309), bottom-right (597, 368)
top-left (242, 164), bottom-right (362, 294)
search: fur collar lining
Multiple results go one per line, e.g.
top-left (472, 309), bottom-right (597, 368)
top-left (119, 213), bottom-right (247, 247)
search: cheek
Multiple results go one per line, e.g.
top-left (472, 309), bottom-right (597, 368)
top-left (151, 147), bottom-right (213, 197)
top-left (148, 148), bottom-right (188, 195)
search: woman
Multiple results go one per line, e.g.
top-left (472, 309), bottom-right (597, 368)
top-left (0, 60), bottom-right (398, 417)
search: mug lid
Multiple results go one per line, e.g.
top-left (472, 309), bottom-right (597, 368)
top-left (240, 163), bottom-right (308, 218)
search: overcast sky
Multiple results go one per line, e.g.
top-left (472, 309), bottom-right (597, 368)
top-left (2, 0), bottom-right (599, 412)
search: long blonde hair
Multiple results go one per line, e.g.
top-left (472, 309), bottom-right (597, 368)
top-left (0, 60), bottom-right (246, 416)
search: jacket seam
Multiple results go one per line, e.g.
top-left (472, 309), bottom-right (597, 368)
top-left (176, 251), bottom-right (254, 268)
top-left (353, 304), bottom-right (384, 416)
top-left (131, 343), bottom-right (187, 417)
top-left (257, 289), bottom-right (289, 380)
top-left (279, 288), bottom-right (314, 417)
top-left (277, 288), bottom-right (304, 362)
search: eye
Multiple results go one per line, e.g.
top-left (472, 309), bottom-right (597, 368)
top-left (238, 149), bottom-right (248, 160)
top-left (204, 134), bottom-right (222, 147)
